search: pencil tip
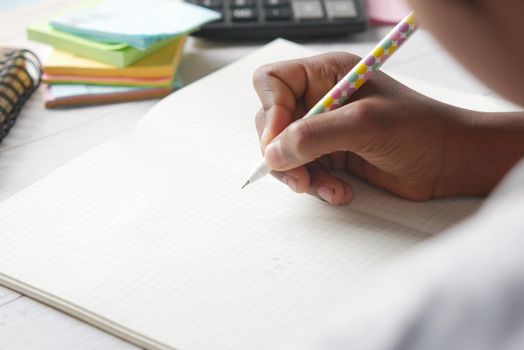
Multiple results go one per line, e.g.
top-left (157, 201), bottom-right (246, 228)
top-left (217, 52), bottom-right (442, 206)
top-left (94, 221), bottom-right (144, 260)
top-left (241, 181), bottom-right (250, 189)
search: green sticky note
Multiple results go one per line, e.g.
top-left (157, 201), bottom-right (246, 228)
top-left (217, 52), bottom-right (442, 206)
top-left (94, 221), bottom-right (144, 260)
top-left (27, 22), bottom-right (172, 67)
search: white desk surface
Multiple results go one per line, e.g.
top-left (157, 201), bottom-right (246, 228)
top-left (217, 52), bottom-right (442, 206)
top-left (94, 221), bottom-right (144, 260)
top-left (0, 0), bottom-right (494, 349)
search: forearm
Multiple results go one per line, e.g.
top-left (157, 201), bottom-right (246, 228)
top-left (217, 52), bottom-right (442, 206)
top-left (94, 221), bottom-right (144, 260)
top-left (439, 110), bottom-right (524, 197)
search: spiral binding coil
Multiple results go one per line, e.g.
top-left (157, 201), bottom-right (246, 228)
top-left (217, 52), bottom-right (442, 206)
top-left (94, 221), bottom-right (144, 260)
top-left (0, 49), bottom-right (42, 143)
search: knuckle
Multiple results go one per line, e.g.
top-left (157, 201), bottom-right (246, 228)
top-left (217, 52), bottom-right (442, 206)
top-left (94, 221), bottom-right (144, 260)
top-left (252, 64), bottom-right (276, 87)
top-left (288, 119), bottom-right (316, 160)
top-left (252, 64), bottom-right (282, 112)
top-left (304, 52), bottom-right (363, 83)
top-left (349, 101), bottom-right (393, 129)
top-left (344, 102), bottom-right (395, 152)
top-left (331, 51), bottom-right (362, 68)
top-left (347, 101), bottom-right (377, 127)
top-left (311, 52), bottom-right (361, 67)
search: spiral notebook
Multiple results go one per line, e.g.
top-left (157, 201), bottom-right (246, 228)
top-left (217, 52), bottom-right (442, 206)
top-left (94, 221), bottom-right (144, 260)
top-left (0, 39), bottom-right (519, 350)
top-left (0, 47), bottom-right (42, 143)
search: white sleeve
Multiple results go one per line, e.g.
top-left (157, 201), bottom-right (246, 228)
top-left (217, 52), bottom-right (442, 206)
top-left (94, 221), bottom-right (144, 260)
top-left (285, 161), bottom-right (524, 350)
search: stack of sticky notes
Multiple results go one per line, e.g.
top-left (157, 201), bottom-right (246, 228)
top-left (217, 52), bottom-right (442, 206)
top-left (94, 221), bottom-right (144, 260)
top-left (41, 36), bottom-right (186, 108)
top-left (27, 0), bottom-right (221, 108)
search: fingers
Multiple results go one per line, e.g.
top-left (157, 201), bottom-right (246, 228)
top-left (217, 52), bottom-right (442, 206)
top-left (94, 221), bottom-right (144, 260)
top-left (253, 52), bottom-right (362, 149)
top-left (264, 100), bottom-right (392, 172)
top-left (271, 162), bottom-right (353, 205)
top-left (253, 52), bottom-right (365, 205)
top-left (307, 163), bottom-right (352, 205)
top-left (252, 53), bottom-right (414, 205)
top-left (253, 60), bottom-right (306, 149)
top-left (270, 166), bottom-right (310, 194)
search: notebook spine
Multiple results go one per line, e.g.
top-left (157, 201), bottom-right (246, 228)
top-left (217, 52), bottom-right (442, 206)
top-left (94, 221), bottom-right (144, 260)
top-left (0, 49), bottom-right (42, 143)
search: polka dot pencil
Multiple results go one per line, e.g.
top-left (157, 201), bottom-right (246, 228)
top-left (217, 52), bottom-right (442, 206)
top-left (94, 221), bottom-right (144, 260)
top-left (306, 11), bottom-right (419, 117)
top-left (243, 12), bottom-right (420, 188)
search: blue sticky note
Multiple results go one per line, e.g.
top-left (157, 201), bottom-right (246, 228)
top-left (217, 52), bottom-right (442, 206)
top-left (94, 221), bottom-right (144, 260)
top-left (0, 0), bottom-right (42, 11)
top-left (50, 0), bottom-right (221, 50)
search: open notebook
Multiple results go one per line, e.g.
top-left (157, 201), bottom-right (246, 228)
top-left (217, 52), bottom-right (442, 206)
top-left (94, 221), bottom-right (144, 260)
top-left (0, 40), bottom-right (520, 350)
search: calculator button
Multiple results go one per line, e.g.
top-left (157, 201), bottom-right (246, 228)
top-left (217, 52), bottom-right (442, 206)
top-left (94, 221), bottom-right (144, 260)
top-left (324, 0), bottom-right (357, 18)
top-left (197, 0), bottom-right (223, 8)
top-left (232, 7), bottom-right (258, 21)
top-left (265, 7), bottom-right (292, 20)
top-left (231, 0), bottom-right (256, 7)
top-left (264, 0), bottom-right (290, 7)
top-left (292, 0), bottom-right (324, 20)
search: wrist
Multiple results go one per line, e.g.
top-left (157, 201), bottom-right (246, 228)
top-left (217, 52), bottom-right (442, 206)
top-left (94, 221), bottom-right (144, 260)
top-left (435, 109), bottom-right (524, 198)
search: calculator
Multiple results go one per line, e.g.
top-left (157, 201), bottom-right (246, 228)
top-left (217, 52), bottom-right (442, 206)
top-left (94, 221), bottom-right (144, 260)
top-left (184, 0), bottom-right (367, 39)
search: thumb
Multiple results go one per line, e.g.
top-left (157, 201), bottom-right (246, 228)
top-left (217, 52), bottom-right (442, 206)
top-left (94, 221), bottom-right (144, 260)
top-left (264, 101), bottom-right (389, 171)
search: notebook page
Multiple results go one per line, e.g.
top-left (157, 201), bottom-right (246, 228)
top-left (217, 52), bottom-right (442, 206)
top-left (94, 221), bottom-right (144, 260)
top-left (0, 40), bottom-right (514, 349)
top-left (0, 133), bottom-right (427, 350)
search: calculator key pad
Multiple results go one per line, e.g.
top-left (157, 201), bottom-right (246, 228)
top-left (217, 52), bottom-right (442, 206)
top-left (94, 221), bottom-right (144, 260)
top-left (231, 0), bottom-right (256, 7)
top-left (292, 0), bottom-right (324, 20)
top-left (232, 7), bottom-right (258, 21)
top-left (265, 7), bottom-right (292, 20)
top-left (185, 0), bottom-right (366, 39)
top-left (264, 0), bottom-right (290, 7)
top-left (324, 0), bottom-right (357, 19)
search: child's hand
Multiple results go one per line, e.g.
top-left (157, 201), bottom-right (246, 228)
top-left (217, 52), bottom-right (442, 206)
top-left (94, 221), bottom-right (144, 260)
top-left (253, 53), bottom-right (512, 205)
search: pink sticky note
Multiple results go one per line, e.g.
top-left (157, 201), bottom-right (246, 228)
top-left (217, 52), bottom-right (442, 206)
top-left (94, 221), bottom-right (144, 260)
top-left (366, 0), bottom-right (412, 25)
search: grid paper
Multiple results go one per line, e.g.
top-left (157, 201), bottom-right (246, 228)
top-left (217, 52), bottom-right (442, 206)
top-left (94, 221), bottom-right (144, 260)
top-left (0, 136), bottom-right (431, 350)
top-left (0, 40), bottom-right (488, 350)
